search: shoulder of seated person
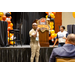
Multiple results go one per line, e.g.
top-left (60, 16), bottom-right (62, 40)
top-left (53, 47), bottom-right (63, 51)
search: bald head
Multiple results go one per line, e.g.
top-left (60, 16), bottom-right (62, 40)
top-left (66, 34), bottom-right (75, 44)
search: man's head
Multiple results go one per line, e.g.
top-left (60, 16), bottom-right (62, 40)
top-left (60, 26), bottom-right (65, 32)
top-left (32, 23), bottom-right (38, 30)
top-left (65, 34), bottom-right (75, 45)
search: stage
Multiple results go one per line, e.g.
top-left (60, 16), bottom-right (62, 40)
top-left (0, 45), bottom-right (58, 62)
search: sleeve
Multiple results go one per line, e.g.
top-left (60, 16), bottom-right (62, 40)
top-left (29, 31), bottom-right (35, 37)
top-left (49, 49), bottom-right (56, 62)
top-left (66, 32), bottom-right (68, 37)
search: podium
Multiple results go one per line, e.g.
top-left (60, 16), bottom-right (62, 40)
top-left (37, 18), bottom-right (49, 47)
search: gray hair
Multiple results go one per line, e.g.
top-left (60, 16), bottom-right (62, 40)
top-left (67, 34), bottom-right (75, 43)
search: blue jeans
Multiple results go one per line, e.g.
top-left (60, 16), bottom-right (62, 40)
top-left (58, 43), bottom-right (65, 47)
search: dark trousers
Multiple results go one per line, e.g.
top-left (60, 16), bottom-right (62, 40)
top-left (58, 43), bottom-right (65, 47)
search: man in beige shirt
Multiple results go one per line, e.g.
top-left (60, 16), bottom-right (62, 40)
top-left (29, 23), bottom-right (40, 62)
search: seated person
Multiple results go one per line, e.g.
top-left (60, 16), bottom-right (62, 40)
top-left (49, 34), bottom-right (75, 62)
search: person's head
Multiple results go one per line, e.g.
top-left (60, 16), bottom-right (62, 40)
top-left (32, 23), bottom-right (38, 30)
top-left (65, 34), bottom-right (75, 45)
top-left (60, 26), bottom-right (65, 32)
top-left (33, 19), bottom-right (38, 23)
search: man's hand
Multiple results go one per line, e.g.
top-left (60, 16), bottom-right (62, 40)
top-left (37, 27), bottom-right (40, 31)
top-left (32, 27), bottom-right (40, 38)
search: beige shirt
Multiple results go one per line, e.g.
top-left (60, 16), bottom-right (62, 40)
top-left (29, 29), bottom-right (39, 43)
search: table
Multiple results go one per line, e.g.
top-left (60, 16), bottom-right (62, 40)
top-left (0, 21), bottom-right (8, 47)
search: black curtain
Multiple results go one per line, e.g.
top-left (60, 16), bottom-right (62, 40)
top-left (11, 12), bottom-right (23, 29)
top-left (11, 12), bottom-right (46, 45)
top-left (22, 12), bottom-right (46, 45)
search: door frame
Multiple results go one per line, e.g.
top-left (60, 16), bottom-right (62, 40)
top-left (55, 12), bottom-right (62, 33)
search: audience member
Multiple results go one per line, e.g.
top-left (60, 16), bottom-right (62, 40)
top-left (49, 34), bottom-right (75, 62)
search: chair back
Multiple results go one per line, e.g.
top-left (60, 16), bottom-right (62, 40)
top-left (56, 57), bottom-right (75, 62)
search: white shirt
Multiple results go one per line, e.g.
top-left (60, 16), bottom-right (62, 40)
top-left (57, 31), bottom-right (68, 43)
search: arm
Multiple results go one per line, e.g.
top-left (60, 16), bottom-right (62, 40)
top-left (29, 28), bottom-right (39, 38)
top-left (63, 33), bottom-right (68, 39)
top-left (53, 39), bottom-right (58, 47)
top-left (53, 35), bottom-right (58, 47)
top-left (32, 29), bottom-right (38, 38)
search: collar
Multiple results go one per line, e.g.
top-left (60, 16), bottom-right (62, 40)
top-left (60, 30), bottom-right (65, 33)
top-left (63, 44), bottom-right (74, 47)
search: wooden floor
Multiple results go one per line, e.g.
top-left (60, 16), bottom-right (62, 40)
top-left (0, 45), bottom-right (58, 49)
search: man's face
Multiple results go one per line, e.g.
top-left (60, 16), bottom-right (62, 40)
top-left (33, 25), bottom-right (37, 30)
top-left (32, 23), bottom-right (37, 30)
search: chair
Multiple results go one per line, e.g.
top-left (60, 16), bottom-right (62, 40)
top-left (56, 57), bottom-right (75, 62)
top-left (9, 23), bottom-right (22, 46)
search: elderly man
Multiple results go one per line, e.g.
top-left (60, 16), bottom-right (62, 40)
top-left (29, 23), bottom-right (40, 62)
top-left (49, 34), bottom-right (75, 62)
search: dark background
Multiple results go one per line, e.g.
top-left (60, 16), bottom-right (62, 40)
top-left (11, 12), bottom-right (46, 45)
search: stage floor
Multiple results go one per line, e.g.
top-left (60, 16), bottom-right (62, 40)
top-left (0, 45), bottom-right (58, 49)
